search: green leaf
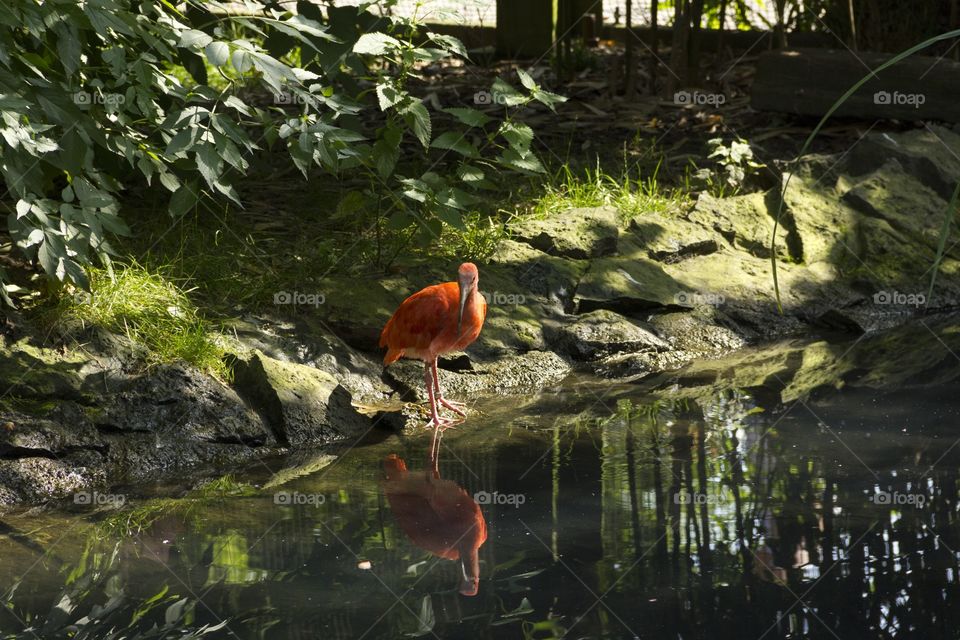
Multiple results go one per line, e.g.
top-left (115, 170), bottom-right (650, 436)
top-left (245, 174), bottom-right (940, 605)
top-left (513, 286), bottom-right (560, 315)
top-left (353, 32), bottom-right (401, 55)
top-left (491, 78), bottom-right (528, 107)
top-left (428, 32), bottom-right (468, 58)
top-left (196, 144), bottom-right (220, 187)
top-left (499, 121), bottom-right (534, 153)
top-left (500, 148), bottom-right (544, 173)
top-left (443, 107), bottom-right (492, 128)
top-left (376, 83), bottom-right (404, 111)
top-left (517, 68), bottom-right (537, 91)
top-left (169, 183), bottom-right (199, 218)
top-left (431, 131), bottom-right (477, 158)
top-left (457, 164), bottom-right (485, 184)
top-left (205, 41), bottom-right (230, 67)
top-left (179, 29), bottom-right (212, 49)
top-left (402, 101), bottom-right (431, 148)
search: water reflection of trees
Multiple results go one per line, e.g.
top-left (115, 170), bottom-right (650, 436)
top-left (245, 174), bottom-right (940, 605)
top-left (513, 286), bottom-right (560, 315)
top-left (592, 390), bottom-right (960, 639)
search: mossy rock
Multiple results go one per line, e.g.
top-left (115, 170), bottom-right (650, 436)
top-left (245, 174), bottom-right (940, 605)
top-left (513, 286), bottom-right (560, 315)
top-left (573, 255), bottom-right (680, 313)
top-left (510, 206), bottom-right (619, 259)
top-left (232, 350), bottom-right (371, 446)
top-left (688, 192), bottom-right (791, 260)
top-left (0, 338), bottom-right (88, 401)
top-left (313, 275), bottom-right (405, 351)
top-left (626, 214), bottom-right (719, 263)
top-left (848, 125), bottom-right (960, 200)
top-left (548, 309), bottom-right (670, 360)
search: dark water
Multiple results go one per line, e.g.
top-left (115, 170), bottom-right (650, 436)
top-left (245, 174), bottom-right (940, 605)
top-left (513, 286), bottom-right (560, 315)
top-left (3, 329), bottom-right (960, 639)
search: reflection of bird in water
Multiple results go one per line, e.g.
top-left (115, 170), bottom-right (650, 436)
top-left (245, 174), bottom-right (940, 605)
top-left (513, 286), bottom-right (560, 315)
top-left (382, 433), bottom-right (487, 596)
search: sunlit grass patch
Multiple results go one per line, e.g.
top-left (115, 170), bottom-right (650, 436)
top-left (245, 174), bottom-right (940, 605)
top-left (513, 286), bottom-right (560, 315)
top-left (526, 159), bottom-right (689, 221)
top-left (46, 262), bottom-right (229, 379)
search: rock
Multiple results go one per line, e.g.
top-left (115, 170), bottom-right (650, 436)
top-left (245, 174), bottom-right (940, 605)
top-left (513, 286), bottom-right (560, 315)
top-left (232, 350), bottom-right (371, 446)
top-left (488, 240), bottom-right (590, 309)
top-left (0, 338), bottom-right (89, 401)
top-left (648, 308), bottom-right (749, 355)
top-left (688, 192), bottom-right (794, 260)
top-left (383, 350), bottom-right (571, 402)
top-left (103, 363), bottom-right (273, 446)
top-left (548, 309), bottom-right (670, 360)
top-left (848, 126), bottom-right (960, 200)
top-left (311, 274), bottom-right (405, 350)
top-left (510, 206), bottom-right (620, 259)
top-left (573, 255), bottom-right (681, 313)
top-left (627, 215), bottom-right (719, 263)
top-left (0, 455), bottom-right (105, 505)
top-left (224, 315), bottom-right (394, 402)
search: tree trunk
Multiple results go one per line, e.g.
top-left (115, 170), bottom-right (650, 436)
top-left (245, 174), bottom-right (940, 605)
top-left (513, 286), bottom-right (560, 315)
top-left (648, 0), bottom-right (659, 92)
top-left (624, 0), bottom-right (635, 95)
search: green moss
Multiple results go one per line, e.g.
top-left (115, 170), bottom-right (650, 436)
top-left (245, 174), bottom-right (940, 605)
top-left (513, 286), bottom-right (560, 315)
top-left (41, 262), bottom-right (229, 379)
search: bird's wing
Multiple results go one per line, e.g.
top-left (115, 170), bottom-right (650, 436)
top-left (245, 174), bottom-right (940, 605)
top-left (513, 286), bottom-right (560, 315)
top-left (380, 282), bottom-right (456, 352)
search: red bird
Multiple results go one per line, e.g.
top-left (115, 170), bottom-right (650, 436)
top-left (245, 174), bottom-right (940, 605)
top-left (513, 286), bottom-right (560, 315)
top-left (383, 453), bottom-right (487, 596)
top-left (380, 263), bottom-right (486, 428)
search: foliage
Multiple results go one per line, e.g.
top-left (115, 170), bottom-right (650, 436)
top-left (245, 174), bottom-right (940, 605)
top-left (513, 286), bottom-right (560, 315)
top-left (691, 137), bottom-right (766, 196)
top-left (42, 262), bottom-right (228, 377)
top-left (0, 0), bottom-right (563, 304)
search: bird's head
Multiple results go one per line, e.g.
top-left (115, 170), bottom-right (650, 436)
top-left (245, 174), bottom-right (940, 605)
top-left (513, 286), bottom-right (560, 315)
top-left (457, 263), bottom-right (479, 336)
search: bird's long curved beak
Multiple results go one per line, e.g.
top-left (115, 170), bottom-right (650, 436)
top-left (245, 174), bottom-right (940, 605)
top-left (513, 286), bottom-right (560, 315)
top-left (457, 280), bottom-right (470, 337)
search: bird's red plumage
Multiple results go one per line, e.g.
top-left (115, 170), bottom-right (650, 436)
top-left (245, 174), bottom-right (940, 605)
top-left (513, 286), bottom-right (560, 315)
top-left (379, 280), bottom-right (486, 365)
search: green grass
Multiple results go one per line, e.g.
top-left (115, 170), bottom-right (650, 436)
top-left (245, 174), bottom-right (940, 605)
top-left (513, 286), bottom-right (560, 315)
top-left (526, 158), bottom-right (689, 221)
top-left (43, 261), bottom-right (230, 379)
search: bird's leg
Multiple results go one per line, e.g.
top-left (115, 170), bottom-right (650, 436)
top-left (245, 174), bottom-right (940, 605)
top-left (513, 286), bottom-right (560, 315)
top-left (431, 358), bottom-right (467, 417)
top-left (424, 361), bottom-right (453, 429)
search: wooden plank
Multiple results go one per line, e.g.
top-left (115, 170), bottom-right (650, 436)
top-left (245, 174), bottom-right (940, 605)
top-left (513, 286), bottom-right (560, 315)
top-left (751, 48), bottom-right (960, 123)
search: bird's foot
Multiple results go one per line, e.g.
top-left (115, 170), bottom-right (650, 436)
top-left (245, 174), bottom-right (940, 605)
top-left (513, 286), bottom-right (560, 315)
top-left (437, 397), bottom-right (467, 417)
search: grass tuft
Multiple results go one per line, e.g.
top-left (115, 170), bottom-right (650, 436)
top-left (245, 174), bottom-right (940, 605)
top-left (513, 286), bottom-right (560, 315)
top-left (46, 262), bottom-right (229, 378)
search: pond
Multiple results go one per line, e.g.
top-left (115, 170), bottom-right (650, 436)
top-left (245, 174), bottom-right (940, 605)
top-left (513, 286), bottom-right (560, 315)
top-left (2, 324), bottom-right (960, 639)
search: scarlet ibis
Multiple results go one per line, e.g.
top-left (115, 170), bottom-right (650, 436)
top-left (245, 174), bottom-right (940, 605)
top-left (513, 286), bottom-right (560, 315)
top-left (383, 452), bottom-right (487, 596)
top-left (379, 263), bottom-right (487, 428)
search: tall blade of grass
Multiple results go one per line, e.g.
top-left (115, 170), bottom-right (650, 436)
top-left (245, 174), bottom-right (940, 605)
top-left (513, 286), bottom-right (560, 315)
top-left (926, 181), bottom-right (960, 305)
top-left (771, 28), bottom-right (960, 312)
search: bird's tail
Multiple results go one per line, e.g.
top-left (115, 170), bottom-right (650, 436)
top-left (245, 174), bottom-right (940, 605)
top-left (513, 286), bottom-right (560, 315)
top-left (382, 347), bottom-right (404, 365)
